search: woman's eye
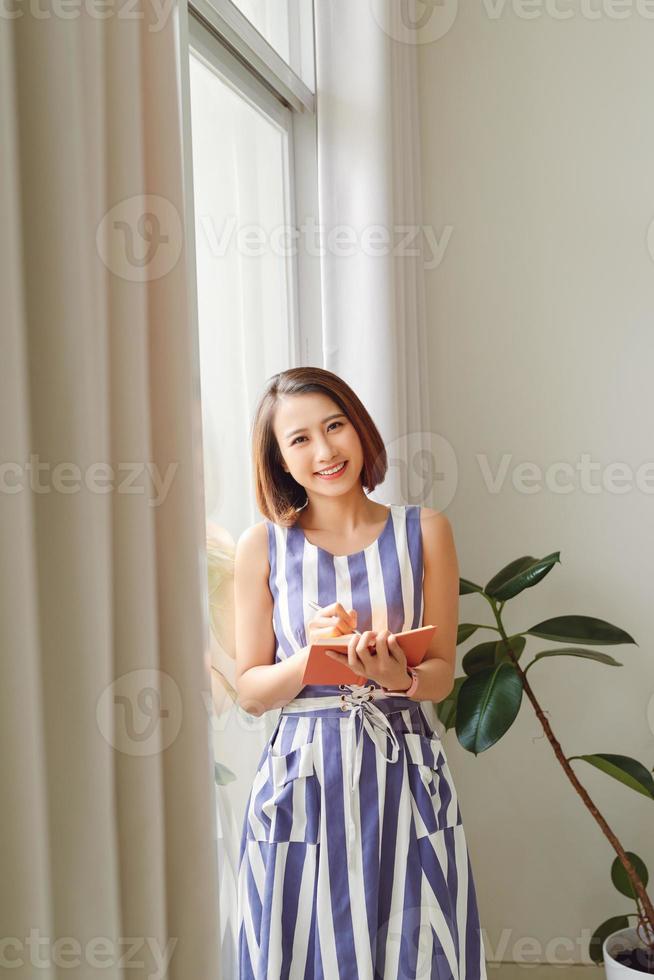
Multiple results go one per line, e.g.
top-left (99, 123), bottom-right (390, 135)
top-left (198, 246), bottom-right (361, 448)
top-left (290, 421), bottom-right (344, 446)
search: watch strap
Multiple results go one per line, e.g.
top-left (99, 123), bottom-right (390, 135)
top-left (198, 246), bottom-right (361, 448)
top-left (382, 666), bottom-right (419, 698)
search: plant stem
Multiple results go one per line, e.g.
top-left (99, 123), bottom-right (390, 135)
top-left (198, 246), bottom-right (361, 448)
top-left (487, 596), bottom-right (654, 945)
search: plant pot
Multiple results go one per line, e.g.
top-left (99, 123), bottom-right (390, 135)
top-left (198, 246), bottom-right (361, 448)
top-left (604, 926), bottom-right (654, 976)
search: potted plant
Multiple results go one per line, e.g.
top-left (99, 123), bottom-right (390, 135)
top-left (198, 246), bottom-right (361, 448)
top-left (436, 551), bottom-right (654, 975)
top-left (600, 861), bottom-right (653, 975)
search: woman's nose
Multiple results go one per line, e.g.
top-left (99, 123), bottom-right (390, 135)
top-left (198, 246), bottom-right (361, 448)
top-left (316, 442), bottom-right (337, 462)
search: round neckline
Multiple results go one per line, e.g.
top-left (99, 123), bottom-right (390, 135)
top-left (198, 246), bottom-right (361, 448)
top-left (295, 504), bottom-right (395, 559)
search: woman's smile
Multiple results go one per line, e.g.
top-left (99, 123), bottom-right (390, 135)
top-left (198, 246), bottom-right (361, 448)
top-left (314, 460), bottom-right (349, 480)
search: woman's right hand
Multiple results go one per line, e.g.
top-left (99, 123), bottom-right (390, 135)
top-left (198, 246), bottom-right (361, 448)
top-left (306, 602), bottom-right (358, 644)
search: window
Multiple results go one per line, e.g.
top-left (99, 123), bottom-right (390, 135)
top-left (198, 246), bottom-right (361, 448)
top-left (189, 27), bottom-right (298, 534)
top-left (184, 0), bottom-right (320, 534)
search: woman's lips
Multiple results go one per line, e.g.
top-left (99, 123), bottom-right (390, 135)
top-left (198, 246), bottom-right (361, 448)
top-left (314, 460), bottom-right (348, 480)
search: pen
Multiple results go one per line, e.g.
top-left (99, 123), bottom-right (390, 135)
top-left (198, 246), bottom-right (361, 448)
top-left (307, 599), bottom-right (362, 635)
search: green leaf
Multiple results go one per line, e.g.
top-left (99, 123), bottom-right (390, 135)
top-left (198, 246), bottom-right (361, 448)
top-left (588, 915), bottom-right (631, 965)
top-left (485, 552), bottom-right (560, 601)
top-left (568, 754), bottom-right (654, 800)
top-left (215, 761), bottom-right (237, 785)
top-left (611, 852), bottom-right (649, 900)
top-left (457, 623), bottom-right (479, 644)
top-left (526, 616), bottom-right (636, 645)
top-left (495, 635), bottom-right (526, 665)
top-left (462, 641), bottom-right (497, 676)
top-left (436, 675), bottom-right (466, 731)
top-left (460, 578), bottom-right (484, 595)
top-left (462, 636), bottom-right (526, 675)
top-left (455, 663), bottom-right (524, 754)
top-left (525, 648), bottom-right (623, 673)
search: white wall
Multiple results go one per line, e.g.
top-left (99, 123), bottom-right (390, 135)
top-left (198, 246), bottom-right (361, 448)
top-left (417, 3), bottom-right (654, 968)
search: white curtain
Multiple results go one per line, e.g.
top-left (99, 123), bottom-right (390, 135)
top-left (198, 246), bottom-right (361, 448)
top-left (0, 10), bottom-right (221, 980)
top-left (314, 0), bottom-right (432, 504)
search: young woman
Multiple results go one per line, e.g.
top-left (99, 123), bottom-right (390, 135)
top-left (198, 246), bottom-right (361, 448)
top-left (234, 366), bottom-right (487, 979)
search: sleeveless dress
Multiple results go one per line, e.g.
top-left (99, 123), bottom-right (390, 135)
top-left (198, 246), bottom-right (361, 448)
top-left (237, 503), bottom-right (487, 980)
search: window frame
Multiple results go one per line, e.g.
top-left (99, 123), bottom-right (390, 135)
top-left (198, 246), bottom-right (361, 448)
top-left (178, 0), bottom-right (322, 373)
top-left (190, 0), bottom-right (315, 111)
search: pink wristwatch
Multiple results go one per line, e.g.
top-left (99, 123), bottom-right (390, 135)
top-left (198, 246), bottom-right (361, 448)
top-left (382, 666), bottom-right (419, 698)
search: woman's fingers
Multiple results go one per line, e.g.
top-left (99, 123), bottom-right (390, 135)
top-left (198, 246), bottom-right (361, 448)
top-left (345, 636), bottom-right (365, 676)
top-left (313, 626), bottom-right (350, 644)
top-left (354, 630), bottom-right (377, 660)
top-left (385, 630), bottom-right (407, 668)
top-left (309, 600), bottom-right (357, 639)
top-left (313, 616), bottom-right (354, 636)
top-left (373, 629), bottom-right (407, 668)
top-left (373, 628), bottom-right (390, 663)
top-left (319, 602), bottom-right (357, 633)
top-left (321, 625), bottom-right (407, 687)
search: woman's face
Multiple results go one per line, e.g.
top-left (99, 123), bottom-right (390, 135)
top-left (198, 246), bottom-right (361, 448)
top-left (272, 392), bottom-right (364, 497)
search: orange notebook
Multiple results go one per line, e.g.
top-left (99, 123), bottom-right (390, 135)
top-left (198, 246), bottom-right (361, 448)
top-left (302, 624), bottom-right (438, 687)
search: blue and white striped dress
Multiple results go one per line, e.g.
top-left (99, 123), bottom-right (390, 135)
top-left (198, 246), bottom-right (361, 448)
top-left (237, 503), bottom-right (487, 979)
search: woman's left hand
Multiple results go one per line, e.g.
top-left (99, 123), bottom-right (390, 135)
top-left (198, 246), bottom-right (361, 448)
top-left (324, 627), bottom-right (411, 690)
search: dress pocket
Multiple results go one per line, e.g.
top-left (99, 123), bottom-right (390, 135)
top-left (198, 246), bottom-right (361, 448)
top-left (402, 732), bottom-right (462, 838)
top-left (247, 741), bottom-right (321, 844)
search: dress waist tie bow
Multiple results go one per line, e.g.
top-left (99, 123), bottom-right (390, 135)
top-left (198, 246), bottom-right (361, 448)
top-left (338, 684), bottom-right (401, 858)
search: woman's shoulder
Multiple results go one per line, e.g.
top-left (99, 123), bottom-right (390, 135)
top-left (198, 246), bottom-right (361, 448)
top-left (417, 506), bottom-right (453, 544)
top-left (417, 505), bottom-right (449, 522)
top-left (398, 503), bottom-right (450, 533)
top-left (238, 518), bottom-right (268, 540)
top-left (236, 513), bottom-right (298, 557)
top-left (235, 520), bottom-right (271, 571)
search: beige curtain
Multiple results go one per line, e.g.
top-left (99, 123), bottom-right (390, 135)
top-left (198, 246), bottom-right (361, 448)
top-left (0, 9), bottom-right (221, 980)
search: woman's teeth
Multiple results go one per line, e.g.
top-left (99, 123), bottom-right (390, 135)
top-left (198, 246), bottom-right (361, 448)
top-left (315, 461), bottom-right (347, 478)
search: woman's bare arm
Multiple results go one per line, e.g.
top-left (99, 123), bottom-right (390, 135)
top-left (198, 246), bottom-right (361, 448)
top-left (234, 522), bottom-right (310, 716)
top-left (408, 508), bottom-right (459, 703)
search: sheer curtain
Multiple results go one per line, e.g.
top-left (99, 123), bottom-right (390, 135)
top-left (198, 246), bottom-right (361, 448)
top-left (314, 0), bottom-right (433, 505)
top-left (0, 9), bottom-right (221, 980)
top-left (189, 49), bottom-right (296, 540)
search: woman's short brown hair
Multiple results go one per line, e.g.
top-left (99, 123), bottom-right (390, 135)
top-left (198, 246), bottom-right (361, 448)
top-left (251, 366), bottom-right (388, 526)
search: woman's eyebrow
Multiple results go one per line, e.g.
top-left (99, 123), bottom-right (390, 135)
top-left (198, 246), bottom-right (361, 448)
top-left (285, 413), bottom-right (346, 439)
